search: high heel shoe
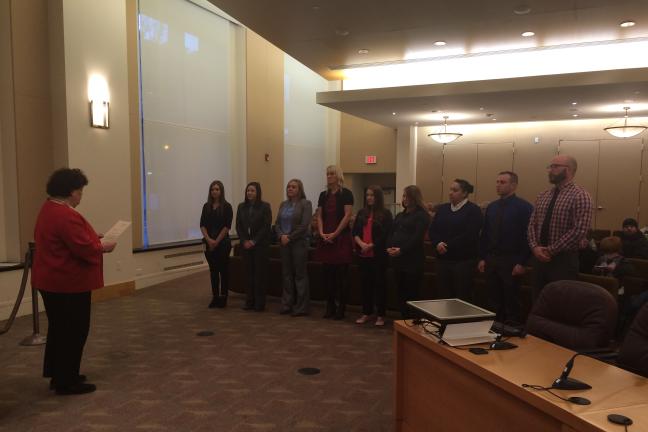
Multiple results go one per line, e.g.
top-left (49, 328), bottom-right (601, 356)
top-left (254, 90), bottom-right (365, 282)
top-left (355, 315), bottom-right (371, 324)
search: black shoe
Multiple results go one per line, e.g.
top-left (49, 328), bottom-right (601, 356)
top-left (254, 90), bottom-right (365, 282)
top-left (50, 375), bottom-right (87, 390)
top-left (279, 308), bottom-right (292, 315)
top-left (291, 312), bottom-right (308, 317)
top-left (254, 307), bottom-right (266, 312)
top-left (215, 297), bottom-right (227, 308)
top-left (55, 382), bottom-right (96, 395)
top-left (242, 305), bottom-right (254, 311)
top-left (333, 311), bottom-right (345, 320)
top-left (323, 304), bottom-right (336, 319)
top-left (208, 299), bottom-right (218, 309)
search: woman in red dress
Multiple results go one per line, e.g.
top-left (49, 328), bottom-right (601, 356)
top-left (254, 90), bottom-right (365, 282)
top-left (32, 168), bottom-right (116, 395)
top-left (316, 165), bottom-right (354, 319)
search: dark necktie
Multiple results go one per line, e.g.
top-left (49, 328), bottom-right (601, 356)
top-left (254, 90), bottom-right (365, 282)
top-left (490, 199), bottom-right (505, 251)
top-left (539, 188), bottom-right (559, 246)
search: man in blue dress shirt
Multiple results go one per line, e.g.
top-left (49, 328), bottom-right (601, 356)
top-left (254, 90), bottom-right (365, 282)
top-left (478, 171), bottom-right (533, 324)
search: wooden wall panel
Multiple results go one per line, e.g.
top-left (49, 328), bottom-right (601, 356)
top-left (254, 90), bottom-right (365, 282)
top-left (340, 113), bottom-right (396, 174)
top-left (416, 129), bottom-right (444, 204)
top-left (558, 140), bottom-right (599, 227)
top-left (597, 138), bottom-right (643, 229)
top-left (246, 31), bottom-right (284, 214)
top-left (475, 142), bottom-right (514, 204)
top-left (442, 143), bottom-right (477, 200)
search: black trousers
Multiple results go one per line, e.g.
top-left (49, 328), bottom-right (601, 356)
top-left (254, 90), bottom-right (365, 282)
top-left (395, 269), bottom-right (422, 319)
top-left (436, 259), bottom-right (477, 302)
top-left (532, 251), bottom-right (579, 301)
top-left (40, 290), bottom-right (91, 386)
top-left (485, 254), bottom-right (522, 324)
top-left (359, 257), bottom-right (387, 316)
top-left (323, 264), bottom-right (349, 314)
top-left (204, 242), bottom-right (231, 298)
top-left (242, 245), bottom-right (269, 310)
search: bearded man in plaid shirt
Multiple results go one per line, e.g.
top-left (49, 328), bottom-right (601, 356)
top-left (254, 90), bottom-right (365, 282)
top-left (528, 154), bottom-right (593, 300)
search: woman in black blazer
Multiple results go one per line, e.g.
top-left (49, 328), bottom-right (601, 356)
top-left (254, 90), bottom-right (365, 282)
top-left (200, 180), bottom-right (233, 308)
top-left (275, 179), bottom-right (313, 316)
top-left (236, 182), bottom-right (272, 311)
top-left (428, 179), bottom-right (482, 302)
top-left (353, 185), bottom-right (393, 326)
top-left (387, 185), bottom-right (430, 318)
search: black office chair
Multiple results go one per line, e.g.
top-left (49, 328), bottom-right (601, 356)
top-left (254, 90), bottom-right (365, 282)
top-left (616, 303), bottom-right (648, 377)
top-left (526, 280), bottom-right (617, 351)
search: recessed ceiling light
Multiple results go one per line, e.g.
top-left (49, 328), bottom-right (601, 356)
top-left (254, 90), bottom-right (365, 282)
top-left (492, 118), bottom-right (497, 121)
top-left (434, 41), bottom-right (447, 46)
top-left (620, 20), bottom-right (636, 28)
top-left (335, 28), bottom-right (350, 36)
top-left (479, 107), bottom-right (485, 111)
top-left (521, 31), bottom-right (535, 37)
top-left (392, 112), bottom-right (397, 115)
top-left (513, 5), bottom-right (531, 15)
top-left (571, 102), bottom-right (578, 105)
top-left (572, 114), bottom-right (579, 117)
top-left (624, 99), bottom-right (635, 103)
top-left (358, 49), bottom-right (369, 54)
top-left (163, 144), bottom-right (170, 150)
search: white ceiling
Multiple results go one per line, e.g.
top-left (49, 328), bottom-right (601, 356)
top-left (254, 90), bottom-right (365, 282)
top-left (207, 0), bottom-right (648, 126)
top-left (317, 68), bottom-right (648, 126)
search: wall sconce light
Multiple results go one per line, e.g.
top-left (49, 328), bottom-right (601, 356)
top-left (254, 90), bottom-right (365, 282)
top-left (89, 100), bottom-right (109, 129)
top-left (88, 74), bottom-right (110, 129)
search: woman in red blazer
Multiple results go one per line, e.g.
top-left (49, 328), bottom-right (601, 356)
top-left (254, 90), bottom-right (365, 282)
top-left (32, 168), bottom-right (116, 395)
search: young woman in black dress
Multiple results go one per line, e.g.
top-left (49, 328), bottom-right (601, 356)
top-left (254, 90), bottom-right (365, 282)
top-left (200, 180), bottom-right (233, 308)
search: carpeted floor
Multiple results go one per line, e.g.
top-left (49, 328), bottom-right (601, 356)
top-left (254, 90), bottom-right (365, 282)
top-left (0, 271), bottom-right (394, 431)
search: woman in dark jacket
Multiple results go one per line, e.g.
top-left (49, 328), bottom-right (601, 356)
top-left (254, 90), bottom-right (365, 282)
top-left (353, 185), bottom-right (393, 326)
top-left (387, 185), bottom-right (430, 318)
top-left (275, 179), bottom-right (313, 316)
top-left (428, 179), bottom-right (482, 302)
top-left (200, 180), bottom-right (233, 308)
top-left (316, 165), bottom-right (354, 320)
top-left (236, 182), bottom-right (272, 311)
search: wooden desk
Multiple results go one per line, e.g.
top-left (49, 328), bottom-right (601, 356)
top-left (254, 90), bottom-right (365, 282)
top-left (393, 320), bottom-right (648, 432)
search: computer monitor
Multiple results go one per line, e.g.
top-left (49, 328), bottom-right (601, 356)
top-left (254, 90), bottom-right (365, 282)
top-left (407, 299), bottom-right (495, 325)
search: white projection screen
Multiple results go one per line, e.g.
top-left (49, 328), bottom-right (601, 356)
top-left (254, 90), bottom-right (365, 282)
top-left (139, 0), bottom-right (234, 245)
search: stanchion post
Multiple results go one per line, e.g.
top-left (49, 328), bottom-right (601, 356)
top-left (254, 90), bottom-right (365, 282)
top-left (20, 243), bottom-right (46, 346)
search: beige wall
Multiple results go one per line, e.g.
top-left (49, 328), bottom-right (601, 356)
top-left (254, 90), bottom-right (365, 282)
top-left (340, 113), bottom-right (396, 174)
top-left (0, 0), bottom-right (14, 262)
top-left (58, 0), bottom-right (134, 284)
top-left (11, 0), bottom-right (55, 257)
top-left (416, 118), bottom-right (648, 229)
top-left (245, 31), bottom-right (284, 214)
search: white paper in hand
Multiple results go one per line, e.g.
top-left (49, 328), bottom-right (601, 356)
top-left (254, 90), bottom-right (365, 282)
top-left (103, 220), bottom-right (131, 243)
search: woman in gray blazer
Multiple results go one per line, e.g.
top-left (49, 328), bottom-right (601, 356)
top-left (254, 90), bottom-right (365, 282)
top-left (275, 179), bottom-right (313, 316)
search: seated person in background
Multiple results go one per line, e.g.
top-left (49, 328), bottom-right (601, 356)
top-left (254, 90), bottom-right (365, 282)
top-left (593, 236), bottom-right (633, 284)
top-left (620, 218), bottom-right (648, 259)
top-left (578, 236), bottom-right (598, 274)
top-left (310, 209), bottom-right (321, 247)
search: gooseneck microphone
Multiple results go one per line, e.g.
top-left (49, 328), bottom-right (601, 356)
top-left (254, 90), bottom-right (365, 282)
top-left (552, 353), bottom-right (592, 391)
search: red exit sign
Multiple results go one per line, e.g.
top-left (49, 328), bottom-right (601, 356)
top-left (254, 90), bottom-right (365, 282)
top-left (365, 155), bottom-right (377, 164)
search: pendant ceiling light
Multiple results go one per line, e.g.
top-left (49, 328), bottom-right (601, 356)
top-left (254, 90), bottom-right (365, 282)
top-left (428, 116), bottom-right (463, 144)
top-left (604, 106), bottom-right (647, 138)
